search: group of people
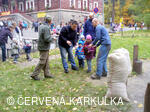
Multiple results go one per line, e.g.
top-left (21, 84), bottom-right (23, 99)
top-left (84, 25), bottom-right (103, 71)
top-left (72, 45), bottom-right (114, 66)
top-left (0, 21), bottom-right (32, 63)
top-left (30, 13), bottom-right (111, 81)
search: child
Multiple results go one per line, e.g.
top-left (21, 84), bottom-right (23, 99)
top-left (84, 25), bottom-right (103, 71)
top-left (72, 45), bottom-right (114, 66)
top-left (11, 38), bottom-right (19, 63)
top-left (75, 41), bottom-right (85, 68)
top-left (79, 35), bottom-right (85, 44)
top-left (23, 40), bottom-right (32, 61)
top-left (83, 35), bottom-right (96, 73)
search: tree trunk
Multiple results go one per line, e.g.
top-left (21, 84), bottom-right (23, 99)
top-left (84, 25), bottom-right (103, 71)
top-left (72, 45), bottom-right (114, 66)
top-left (112, 0), bottom-right (115, 23)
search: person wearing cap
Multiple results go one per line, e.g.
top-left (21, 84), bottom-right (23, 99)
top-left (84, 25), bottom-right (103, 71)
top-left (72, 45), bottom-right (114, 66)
top-left (84, 13), bottom-right (96, 41)
top-left (58, 20), bottom-right (79, 73)
top-left (31, 15), bottom-right (55, 80)
top-left (23, 40), bottom-right (32, 61)
top-left (75, 41), bottom-right (85, 68)
top-left (90, 18), bottom-right (111, 80)
top-left (83, 35), bottom-right (96, 73)
top-left (0, 25), bottom-right (14, 62)
top-left (79, 35), bottom-right (85, 44)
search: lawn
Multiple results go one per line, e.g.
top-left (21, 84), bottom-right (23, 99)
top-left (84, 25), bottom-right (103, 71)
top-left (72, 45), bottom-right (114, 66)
top-left (0, 30), bottom-right (150, 112)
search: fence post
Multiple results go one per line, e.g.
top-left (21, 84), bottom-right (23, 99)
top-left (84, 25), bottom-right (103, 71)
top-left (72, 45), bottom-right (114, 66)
top-left (132, 45), bottom-right (142, 74)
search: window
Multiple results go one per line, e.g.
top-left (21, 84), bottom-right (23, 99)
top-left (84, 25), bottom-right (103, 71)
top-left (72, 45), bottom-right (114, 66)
top-left (94, 2), bottom-right (98, 8)
top-left (27, 2), bottom-right (29, 9)
top-left (70, 0), bottom-right (75, 8)
top-left (26, 0), bottom-right (35, 10)
top-left (45, 0), bottom-right (51, 8)
top-left (89, 3), bottom-right (93, 10)
top-left (31, 1), bottom-right (33, 9)
top-left (78, 1), bottom-right (81, 9)
top-left (83, 0), bottom-right (88, 9)
top-left (19, 2), bottom-right (24, 11)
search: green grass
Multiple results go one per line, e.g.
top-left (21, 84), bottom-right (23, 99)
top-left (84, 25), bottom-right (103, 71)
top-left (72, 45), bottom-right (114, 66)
top-left (0, 58), bottom-right (131, 112)
top-left (0, 30), bottom-right (150, 111)
top-left (111, 37), bottom-right (150, 60)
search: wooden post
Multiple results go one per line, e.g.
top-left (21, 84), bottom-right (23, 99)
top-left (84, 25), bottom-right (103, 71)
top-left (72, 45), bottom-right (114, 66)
top-left (144, 83), bottom-right (150, 112)
top-left (133, 45), bottom-right (138, 61)
top-left (132, 45), bottom-right (142, 74)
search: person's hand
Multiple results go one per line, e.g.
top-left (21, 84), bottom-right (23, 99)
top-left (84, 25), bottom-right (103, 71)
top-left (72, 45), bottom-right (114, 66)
top-left (88, 44), bottom-right (93, 48)
top-left (53, 37), bottom-right (57, 41)
top-left (66, 40), bottom-right (72, 46)
top-left (93, 45), bottom-right (97, 48)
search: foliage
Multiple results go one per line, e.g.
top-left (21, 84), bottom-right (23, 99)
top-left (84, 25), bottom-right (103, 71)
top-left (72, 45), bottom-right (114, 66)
top-left (129, 0), bottom-right (150, 29)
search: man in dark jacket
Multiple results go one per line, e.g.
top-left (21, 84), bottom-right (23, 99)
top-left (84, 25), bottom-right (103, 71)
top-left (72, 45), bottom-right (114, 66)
top-left (0, 25), bottom-right (13, 62)
top-left (31, 15), bottom-right (55, 80)
top-left (59, 20), bottom-right (79, 73)
top-left (84, 13), bottom-right (95, 40)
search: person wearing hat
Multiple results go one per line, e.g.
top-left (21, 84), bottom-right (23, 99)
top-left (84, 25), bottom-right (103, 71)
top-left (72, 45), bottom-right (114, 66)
top-left (31, 15), bottom-right (55, 80)
top-left (75, 41), bottom-right (85, 68)
top-left (0, 24), bottom-right (14, 62)
top-left (83, 35), bottom-right (96, 73)
top-left (23, 40), bottom-right (32, 61)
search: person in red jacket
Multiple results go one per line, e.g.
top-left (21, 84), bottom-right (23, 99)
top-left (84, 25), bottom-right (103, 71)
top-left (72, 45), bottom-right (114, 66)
top-left (83, 35), bottom-right (96, 73)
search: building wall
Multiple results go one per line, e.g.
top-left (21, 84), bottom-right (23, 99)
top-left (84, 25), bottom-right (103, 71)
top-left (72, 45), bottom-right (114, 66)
top-left (0, 0), bottom-right (103, 25)
top-left (27, 9), bottom-right (103, 25)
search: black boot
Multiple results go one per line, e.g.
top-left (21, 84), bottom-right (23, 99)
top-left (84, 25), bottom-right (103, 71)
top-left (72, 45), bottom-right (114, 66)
top-left (64, 69), bottom-right (69, 73)
top-left (91, 74), bottom-right (101, 80)
top-left (87, 70), bottom-right (91, 73)
top-left (31, 75), bottom-right (40, 80)
top-left (102, 72), bottom-right (107, 77)
top-left (71, 66), bottom-right (79, 71)
top-left (45, 74), bottom-right (54, 78)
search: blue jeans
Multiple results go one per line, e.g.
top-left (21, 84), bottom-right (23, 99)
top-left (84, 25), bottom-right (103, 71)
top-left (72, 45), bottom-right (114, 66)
top-left (59, 45), bottom-right (76, 70)
top-left (86, 59), bottom-right (92, 71)
top-left (78, 59), bottom-right (84, 68)
top-left (0, 43), bottom-right (6, 62)
top-left (96, 45), bottom-right (111, 76)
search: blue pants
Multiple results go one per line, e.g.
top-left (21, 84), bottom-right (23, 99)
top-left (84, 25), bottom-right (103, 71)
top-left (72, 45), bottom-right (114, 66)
top-left (86, 59), bottom-right (92, 71)
top-left (0, 43), bottom-right (6, 62)
top-left (59, 45), bottom-right (76, 70)
top-left (96, 45), bottom-right (111, 76)
top-left (78, 59), bottom-right (84, 68)
top-left (13, 54), bottom-right (19, 62)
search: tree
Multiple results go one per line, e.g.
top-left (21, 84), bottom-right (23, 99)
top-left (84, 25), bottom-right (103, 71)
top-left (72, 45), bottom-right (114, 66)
top-left (129, 0), bottom-right (150, 29)
top-left (122, 0), bottom-right (134, 25)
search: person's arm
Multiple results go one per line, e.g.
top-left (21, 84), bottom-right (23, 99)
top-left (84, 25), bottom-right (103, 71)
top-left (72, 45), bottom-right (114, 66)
top-left (60, 27), bottom-right (68, 42)
top-left (15, 27), bottom-right (19, 34)
top-left (44, 27), bottom-right (53, 42)
top-left (7, 30), bottom-right (13, 40)
top-left (83, 22), bottom-right (87, 37)
top-left (75, 49), bottom-right (78, 57)
top-left (92, 27), bottom-right (101, 46)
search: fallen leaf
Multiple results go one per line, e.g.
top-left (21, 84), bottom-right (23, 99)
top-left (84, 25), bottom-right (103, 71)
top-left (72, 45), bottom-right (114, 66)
top-left (72, 107), bottom-right (77, 111)
top-left (138, 104), bottom-right (143, 108)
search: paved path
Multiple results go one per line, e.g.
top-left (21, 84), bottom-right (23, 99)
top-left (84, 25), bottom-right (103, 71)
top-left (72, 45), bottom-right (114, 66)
top-left (86, 60), bottom-right (150, 112)
top-left (18, 54), bottom-right (60, 69)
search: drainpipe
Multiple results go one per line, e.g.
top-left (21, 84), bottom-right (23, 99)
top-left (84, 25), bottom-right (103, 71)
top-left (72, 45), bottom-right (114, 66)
top-left (58, 0), bottom-right (61, 25)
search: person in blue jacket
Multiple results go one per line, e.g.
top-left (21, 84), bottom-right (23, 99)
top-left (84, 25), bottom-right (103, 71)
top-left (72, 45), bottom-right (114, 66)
top-left (83, 13), bottom-right (95, 41)
top-left (75, 41), bottom-right (85, 68)
top-left (90, 18), bottom-right (111, 80)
